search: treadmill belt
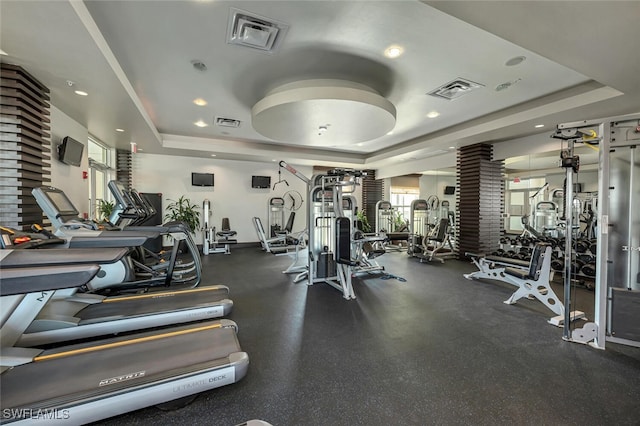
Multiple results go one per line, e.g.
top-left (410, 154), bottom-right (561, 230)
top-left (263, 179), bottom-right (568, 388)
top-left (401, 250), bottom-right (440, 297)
top-left (1, 322), bottom-right (241, 409)
top-left (77, 288), bottom-right (229, 320)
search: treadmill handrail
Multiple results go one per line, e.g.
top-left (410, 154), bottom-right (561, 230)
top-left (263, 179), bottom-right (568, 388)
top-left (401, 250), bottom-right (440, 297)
top-left (0, 248), bottom-right (127, 268)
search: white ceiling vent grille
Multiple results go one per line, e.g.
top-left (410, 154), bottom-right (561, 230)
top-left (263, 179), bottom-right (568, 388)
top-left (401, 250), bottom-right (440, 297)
top-left (227, 8), bottom-right (289, 53)
top-left (215, 117), bottom-right (241, 128)
top-left (427, 78), bottom-right (484, 100)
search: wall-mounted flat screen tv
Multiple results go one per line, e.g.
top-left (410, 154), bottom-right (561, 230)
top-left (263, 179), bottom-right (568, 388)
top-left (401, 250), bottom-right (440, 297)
top-left (191, 172), bottom-right (214, 187)
top-left (58, 136), bottom-right (84, 167)
top-left (444, 186), bottom-right (456, 195)
top-left (252, 175), bottom-right (271, 189)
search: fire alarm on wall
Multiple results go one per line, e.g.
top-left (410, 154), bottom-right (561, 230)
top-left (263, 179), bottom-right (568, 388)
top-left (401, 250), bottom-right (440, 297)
top-left (83, 171), bottom-right (88, 179)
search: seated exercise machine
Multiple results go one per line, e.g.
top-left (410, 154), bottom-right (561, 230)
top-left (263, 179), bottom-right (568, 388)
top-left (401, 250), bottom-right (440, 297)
top-left (202, 199), bottom-right (237, 255)
top-left (0, 230), bottom-right (233, 348)
top-left (253, 216), bottom-right (307, 279)
top-left (0, 249), bottom-right (248, 425)
top-left (419, 217), bottom-right (456, 263)
top-left (375, 200), bottom-right (408, 251)
top-left (464, 242), bottom-right (585, 324)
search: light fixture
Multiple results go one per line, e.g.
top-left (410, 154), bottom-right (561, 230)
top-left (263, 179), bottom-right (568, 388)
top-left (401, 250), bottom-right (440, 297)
top-left (193, 98), bottom-right (207, 106)
top-left (505, 56), bottom-right (526, 66)
top-left (356, 143), bottom-right (364, 146)
top-left (495, 78), bottom-right (522, 92)
top-left (535, 124), bottom-right (545, 128)
top-left (386, 131), bottom-right (394, 135)
top-left (0, 49), bottom-right (7, 56)
top-left (272, 159), bottom-right (277, 162)
top-left (426, 111), bottom-right (440, 118)
top-left (384, 45), bottom-right (404, 59)
top-left (191, 59), bottom-right (207, 72)
top-left (252, 79), bottom-right (396, 146)
top-left (116, 128), bottom-right (124, 132)
top-left (194, 120), bottom-right (208, 127)
top-left (211, 154), bottom-right (217, 157)
top-left (74, 90), bottom-right (88, 96)
top-left (449, 146), bottom-right (455, 149)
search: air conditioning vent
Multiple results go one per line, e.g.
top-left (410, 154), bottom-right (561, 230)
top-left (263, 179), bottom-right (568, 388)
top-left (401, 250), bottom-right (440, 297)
top-left (215, 117), bottom-right (241, 128)
top-left (227, 8), bottom-right (289, 52)
top-left (427, 78), bottom-right (484, 100)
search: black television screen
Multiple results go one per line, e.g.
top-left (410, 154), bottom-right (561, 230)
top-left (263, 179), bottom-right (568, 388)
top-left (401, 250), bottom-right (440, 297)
top-left (58, 136), bottom-right (84, 167)
top-left (252, 175), bottom-right (271, 189)
top-left (444, 186), bottom-right (456, 195)
top-left (192, 172), bottom-right (214, 187)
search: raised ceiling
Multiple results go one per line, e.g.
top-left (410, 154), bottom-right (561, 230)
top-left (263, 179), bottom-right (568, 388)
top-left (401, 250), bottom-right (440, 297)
top-left (1, 1), bottom-right (638, 177)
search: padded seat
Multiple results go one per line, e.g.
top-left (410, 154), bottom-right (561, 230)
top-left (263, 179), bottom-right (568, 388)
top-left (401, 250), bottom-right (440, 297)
top-left (216, 218), bottom-right (237, 243)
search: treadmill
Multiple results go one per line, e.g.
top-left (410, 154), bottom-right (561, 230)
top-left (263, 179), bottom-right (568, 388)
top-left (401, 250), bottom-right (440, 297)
top-left (0, 253), bottom-right (248, 425)
top-left (0, 247), bottom-right (233, 348)
top-left (31, 186), bottom-right (202, 291)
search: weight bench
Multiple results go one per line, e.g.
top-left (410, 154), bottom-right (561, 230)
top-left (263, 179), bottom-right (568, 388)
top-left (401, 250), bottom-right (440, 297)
top-left (464, 243), bottom-right (585, 324)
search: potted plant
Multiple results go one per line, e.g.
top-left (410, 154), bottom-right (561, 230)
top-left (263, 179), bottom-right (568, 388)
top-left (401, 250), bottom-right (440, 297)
top-left (356, 210), bottom-right (372, 232)
top-left (392, 211), bottom-right (408, 232)
top-left (97, 199), bottom-right (115, 222)
top-left (164, 196), bottom-right (200, 234)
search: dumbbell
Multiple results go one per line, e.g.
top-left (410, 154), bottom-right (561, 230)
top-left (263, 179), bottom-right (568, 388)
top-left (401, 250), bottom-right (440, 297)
top-left (571, 259), bottom-right (585, 274)
top-left (551, 259), bottom-right (564, 271)
top-left (581, 263), bottom-right (597, 277)
top-left (576, 240), bottom-right (589, 253)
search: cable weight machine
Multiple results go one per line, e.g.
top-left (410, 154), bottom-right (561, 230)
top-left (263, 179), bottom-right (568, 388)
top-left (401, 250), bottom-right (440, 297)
top-left (552, 113), bottom-right (640, 349)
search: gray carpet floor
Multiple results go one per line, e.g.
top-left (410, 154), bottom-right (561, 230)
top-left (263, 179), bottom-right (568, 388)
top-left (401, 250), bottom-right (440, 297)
top-left (99, 247), bottom-right (640, 425)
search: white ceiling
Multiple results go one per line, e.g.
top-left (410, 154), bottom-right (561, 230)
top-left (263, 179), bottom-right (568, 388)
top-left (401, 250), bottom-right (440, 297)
top-left (1, 1), bottom-right (638, 176)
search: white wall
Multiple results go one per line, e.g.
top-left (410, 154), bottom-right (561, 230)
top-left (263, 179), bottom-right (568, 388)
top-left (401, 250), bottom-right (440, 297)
top-left (49, 106), bottom-right (90, 216)
top-left (133, 153), bottom-right (312, 243)
top-left (419, 174), bottom-right (457, 205)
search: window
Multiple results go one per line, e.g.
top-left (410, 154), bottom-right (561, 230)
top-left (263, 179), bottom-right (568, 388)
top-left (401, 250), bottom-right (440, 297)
top-left (505, 177), bottom-right (548, 234)
top-left (87, 137), bottom-right (114, 221)
top-left (390, 187), bottom-right (419, 228)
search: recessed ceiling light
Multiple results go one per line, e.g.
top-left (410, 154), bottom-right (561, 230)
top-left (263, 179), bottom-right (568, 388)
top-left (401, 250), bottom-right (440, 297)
top-left (449, 146), bottom-right (455, 149)
top-left (193, 98), bottom-right (207, 106)
top-left (115, 128), bottom-right (125, 132)
top-left (356, 143), bottom-right (364, 146)
top-left (505, 56), bottom-right (526, 66)
top-left (194, 120), bottom-right (208, 127)
top-left (272, 159), bottom-right (277, 162)
top-left (426, 111), bottom-right (440, 118)
top-left (0, 49), bottom-right (7, 56)
top-left (384, 45), bottom-right (404, 59)
top-left (74, 90), bottom-right (88, 96)
top-left (534, 124), bottom-right (545, 128)
top-left (211, 154), bottom-right (216, 157)
top-left (386, 131), bottom-right (394, 135)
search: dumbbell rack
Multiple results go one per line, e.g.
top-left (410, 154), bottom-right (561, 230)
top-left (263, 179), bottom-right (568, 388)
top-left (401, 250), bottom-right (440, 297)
top-left (495, 235), bottom-right (596, 290)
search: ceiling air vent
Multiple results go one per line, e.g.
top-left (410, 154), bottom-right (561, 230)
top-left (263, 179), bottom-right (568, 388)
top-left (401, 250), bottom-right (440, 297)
top-left (427, 78), bottom-right (484, 100)
top-left (215, 117), bottom-right (241, 128)
top-left (227, 8), bottom-right (289, 53)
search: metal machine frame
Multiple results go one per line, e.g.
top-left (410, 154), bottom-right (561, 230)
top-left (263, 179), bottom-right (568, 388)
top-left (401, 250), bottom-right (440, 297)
top-left (553, 112), bottom-right (640, 349)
